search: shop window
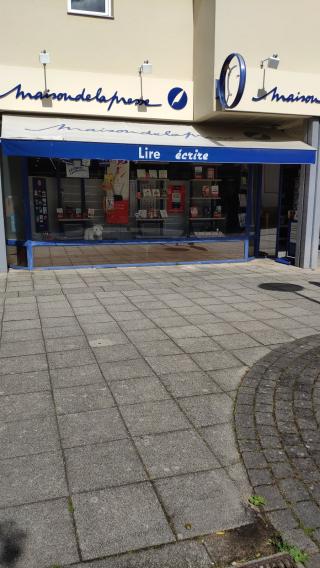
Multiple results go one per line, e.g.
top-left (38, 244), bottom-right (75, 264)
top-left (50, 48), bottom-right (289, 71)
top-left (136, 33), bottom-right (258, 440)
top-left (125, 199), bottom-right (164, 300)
top-left (67, 0), bottom-right (112, 18)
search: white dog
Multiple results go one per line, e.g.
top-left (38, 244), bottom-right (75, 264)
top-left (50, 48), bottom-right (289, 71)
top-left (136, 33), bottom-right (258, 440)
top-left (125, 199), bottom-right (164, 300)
top-left (84, 224), bottom-right (104, 240)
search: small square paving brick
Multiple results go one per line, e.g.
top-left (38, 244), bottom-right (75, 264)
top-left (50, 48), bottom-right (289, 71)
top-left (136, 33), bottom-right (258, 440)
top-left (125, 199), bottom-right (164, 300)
top-left (101, 359), bottom-right (154, 382)
top-left (179, 394), bottom-right (233, 427)
top-left (191, 351), bottom-right (241, 371)
top-left (65, 439), bottom-right (147, 492)
top-left (0, 392), bottom-right (54, 422)
top-left (278, 478), bottom-right (311, 502)
top-left (268, 508), bottom-right (298, 531)
top-left (59, 408), bottom-right (128, 448)
top-left (54, 384), bottom-right (114, 414)
top-left (0, 451), bottom-right (68, 506)
top-left (121, 400), bottom-right (190, 435)
top-left (160, 371), bottom-right (222, 398)
top-left (146, 354), bottom-right (200, 375)
top-left (135, 429), bottom-right (219, 478)
top-left (50, 363), bottom-right (104, 388)
top-left (0, 498), bottom-right (79, 568)
top-left (0, 370), bottom-right (50, 395)
top-left (73, 482), bottom-right (174, 558)
top-left (0, 354), bottom-right (48, 375)
top-left (109, 376), bottom-right (169, 405)
top-left (253, 485), bottom-right (287, 511)
top-left (47, 348), bottom-right (96, 369)
top-left (0, 416), bottom-right (60, 458)
top-left (293, 501), bottom-right (320, 529)
top-left (155, 469), bottom-right (253, 539)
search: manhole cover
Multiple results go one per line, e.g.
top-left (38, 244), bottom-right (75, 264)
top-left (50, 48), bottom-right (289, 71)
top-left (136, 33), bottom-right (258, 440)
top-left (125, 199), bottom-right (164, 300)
top-left (238, 552), bottom-right (296, 568)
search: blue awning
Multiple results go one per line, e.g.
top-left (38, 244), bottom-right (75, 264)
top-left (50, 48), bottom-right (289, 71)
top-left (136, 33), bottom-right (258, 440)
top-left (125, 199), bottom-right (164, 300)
top-left (1, 114), bottom-right (316, 165)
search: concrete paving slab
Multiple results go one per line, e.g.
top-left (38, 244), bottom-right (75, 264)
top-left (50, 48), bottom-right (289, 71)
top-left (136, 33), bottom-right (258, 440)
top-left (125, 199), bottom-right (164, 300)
top-left (109, 376), bottom-right (169, 405)
top-left (155, 469), bottom-right (253, 539)
top-left (54, 384), bottom-right (115, 414)
top-left (0, 498), bottom-right (79, 568)
top-left (0, 370), bottom-right (50, 395)
top-left (179, 393), bottom-right (233, 427)
top-left (73, 482), bottom-right (174, 559)
top-left (65, 439), bottom-right (147, 492)
top-left (160, 371), bottom-right (222, 398)
top-left (0, 392), bottom-right (54, 422)
top-left (71, 540), bottom-right (213, 568)
top-left (59, 408), bottom-right (128, 448)
top-left (47, 348), bottom-right (96, 369)
top-left (0, 451), bottom-right (68, 506)
top-left (134, 429), bottom-right (220, 478)
top-left (0, 416), bottom-right (60, 458)
top-left (50, 363), bottom-right (105, 388)
top-left (121, 400), bottom-right (190, 435)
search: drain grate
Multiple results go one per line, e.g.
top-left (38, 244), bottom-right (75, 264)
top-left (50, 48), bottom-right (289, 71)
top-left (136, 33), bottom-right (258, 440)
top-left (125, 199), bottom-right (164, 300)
top-left (238, 552), bottom-right (296, 568)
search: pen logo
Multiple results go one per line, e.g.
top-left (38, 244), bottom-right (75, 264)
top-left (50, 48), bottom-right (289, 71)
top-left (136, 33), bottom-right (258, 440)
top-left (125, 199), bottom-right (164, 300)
top-left (167, 87), bottom-right (188, 110)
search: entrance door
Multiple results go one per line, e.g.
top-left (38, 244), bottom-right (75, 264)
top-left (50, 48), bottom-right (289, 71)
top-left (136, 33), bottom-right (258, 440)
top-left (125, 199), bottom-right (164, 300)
top-left (254, 165), bottom-right (301, 261)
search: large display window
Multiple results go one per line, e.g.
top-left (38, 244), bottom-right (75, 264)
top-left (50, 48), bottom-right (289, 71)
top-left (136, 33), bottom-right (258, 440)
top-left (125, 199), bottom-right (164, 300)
top-left (3, 156), bottom-right (251, 268)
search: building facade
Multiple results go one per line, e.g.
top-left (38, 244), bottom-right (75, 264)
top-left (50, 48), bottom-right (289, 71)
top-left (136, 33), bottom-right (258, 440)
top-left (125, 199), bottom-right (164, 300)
top-left (0, 0), bottom-right (319, 270)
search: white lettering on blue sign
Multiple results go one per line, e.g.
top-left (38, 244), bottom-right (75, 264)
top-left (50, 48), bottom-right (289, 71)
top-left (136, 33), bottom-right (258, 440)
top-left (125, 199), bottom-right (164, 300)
top-left (138, 147), bottom-right (161, 160)
top-left (175, 148), bottom-right (209, 161)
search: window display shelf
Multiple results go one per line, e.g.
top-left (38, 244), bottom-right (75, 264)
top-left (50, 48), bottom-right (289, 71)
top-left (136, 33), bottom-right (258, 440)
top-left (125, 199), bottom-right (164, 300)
top-left (190, 197), bottom-right (221, 200)
top-left (189, 217), bottom-right (226, 221)
top-left (58, 218), bottom-right (97, 222)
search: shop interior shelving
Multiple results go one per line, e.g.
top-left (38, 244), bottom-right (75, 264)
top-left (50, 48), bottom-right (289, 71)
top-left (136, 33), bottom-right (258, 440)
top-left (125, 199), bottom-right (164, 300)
top-left (188, 178), bottom-right (225, 236)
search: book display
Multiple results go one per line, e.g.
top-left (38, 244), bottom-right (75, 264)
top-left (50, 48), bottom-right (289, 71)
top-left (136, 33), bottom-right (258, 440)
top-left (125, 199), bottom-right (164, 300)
top-left (188, 166), bottom-right (225, 237)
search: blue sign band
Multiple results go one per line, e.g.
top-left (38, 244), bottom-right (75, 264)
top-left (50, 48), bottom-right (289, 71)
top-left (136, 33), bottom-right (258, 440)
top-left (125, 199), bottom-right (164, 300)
top-left (1, 139), bottom-right (315, 164)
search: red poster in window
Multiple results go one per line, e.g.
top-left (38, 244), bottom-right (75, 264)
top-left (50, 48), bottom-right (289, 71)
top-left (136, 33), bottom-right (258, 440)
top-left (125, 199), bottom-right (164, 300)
top-left (106, 200), bottom-right (129, 224)
top-left (167, 185), bottom-right (185, 213)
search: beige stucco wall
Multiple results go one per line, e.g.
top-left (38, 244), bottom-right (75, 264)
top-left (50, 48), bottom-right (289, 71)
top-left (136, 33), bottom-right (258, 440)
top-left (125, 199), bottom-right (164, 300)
top-left (0, 0), bottom-right (194, 121)
top-left (194, 0), bottom-right (320, 120)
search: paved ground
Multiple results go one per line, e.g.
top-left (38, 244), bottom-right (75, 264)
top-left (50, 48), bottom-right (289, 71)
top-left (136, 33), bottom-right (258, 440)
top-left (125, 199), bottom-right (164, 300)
top-left (0, 259), bottom-right (320, 567)
top-left (235, 335), bottom-right (320, 566)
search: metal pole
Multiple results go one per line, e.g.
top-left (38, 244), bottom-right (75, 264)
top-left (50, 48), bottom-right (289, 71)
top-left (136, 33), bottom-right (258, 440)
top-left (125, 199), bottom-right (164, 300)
top-left (0, 158), bottom-right (8, 272)
top-left (296, 119), bottom-right (320, 269)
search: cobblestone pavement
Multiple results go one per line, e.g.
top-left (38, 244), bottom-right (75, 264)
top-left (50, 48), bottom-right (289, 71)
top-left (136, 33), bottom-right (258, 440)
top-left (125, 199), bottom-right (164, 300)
top-left (0, 259), bottom-right (320, 567)
top-left (235, 335), bottom-right (320, 565)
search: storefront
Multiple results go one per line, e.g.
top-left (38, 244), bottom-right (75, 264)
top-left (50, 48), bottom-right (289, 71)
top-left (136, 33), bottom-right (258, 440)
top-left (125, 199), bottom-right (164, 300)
top-left (0, 114), bottom-right (315, 269)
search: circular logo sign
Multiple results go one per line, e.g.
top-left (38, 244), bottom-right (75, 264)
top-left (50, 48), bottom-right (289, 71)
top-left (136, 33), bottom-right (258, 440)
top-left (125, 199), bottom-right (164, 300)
top-left (168, 87), bottom-right (188, 110)
top-left (217, 53), bottom-right (246, 109)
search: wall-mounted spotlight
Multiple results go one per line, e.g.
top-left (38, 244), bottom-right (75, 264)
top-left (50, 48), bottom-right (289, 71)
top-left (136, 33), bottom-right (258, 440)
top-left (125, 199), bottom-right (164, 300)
top-left (139, 60), bottom-right (153, 75)
top-left (257, 54), bottom-right (280, 97)
top-left (260, 54), bottom-right (280, 70)
top-left (39, 50), bottom-right (52, 107)
top-left (138, 60), bottom-right (152, 112)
